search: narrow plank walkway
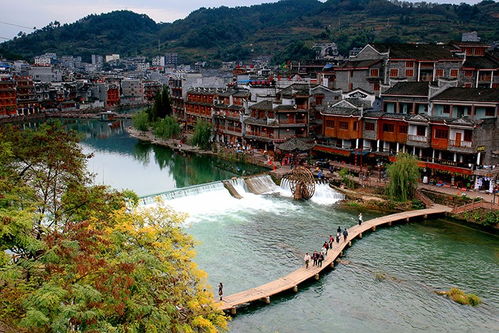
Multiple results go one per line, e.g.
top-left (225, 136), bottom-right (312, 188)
top-left (217, 205), bottom-right (452, 313)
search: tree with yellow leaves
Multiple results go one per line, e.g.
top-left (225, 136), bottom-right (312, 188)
top-left (0, 123), bottom-right (228, 332)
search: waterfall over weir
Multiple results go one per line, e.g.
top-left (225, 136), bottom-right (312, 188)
top-left (244, 175), bottom-right (280, 194)
top-left (140, 175), bottom-right (344, 216)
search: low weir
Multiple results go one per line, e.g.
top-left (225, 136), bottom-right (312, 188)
top-left (217, 205), bottom-right (452, 314)
top-left (140, 174), bottom-right (344, 206)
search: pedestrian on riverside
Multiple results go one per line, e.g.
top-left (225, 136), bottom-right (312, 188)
top-left (218, 282), bottom-right (223, 301)
top-left (343, 228), bottom-right (348, 242)
top-left (358, 213), bottom-right (363, 225)
top-left (304, 252), bottom-right (311, 269)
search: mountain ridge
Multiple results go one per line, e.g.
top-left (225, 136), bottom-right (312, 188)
top-left (1, 0), bottom-right (498, 64)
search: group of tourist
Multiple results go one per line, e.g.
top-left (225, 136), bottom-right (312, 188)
top-left (303, 226), bottom-right (349, 269)
top-left (303, 214), bottom-right (363, 269)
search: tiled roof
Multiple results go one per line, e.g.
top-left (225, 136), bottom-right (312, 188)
top-left (432, 88), bottom-right (499, 102)
top-left (463, 56), bottom-right (499, 69)
top-left (383, 82), bottom-right (429, 96)
top-left (337, 59), bottom-right (381, 69)
top-left (372, 43), bottom-right (459, 60)
top-left (249, 100), bottom-right (273, 111)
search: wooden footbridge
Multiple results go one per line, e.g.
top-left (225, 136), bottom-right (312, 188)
top-left (217, 205), bottom-right (452, 314)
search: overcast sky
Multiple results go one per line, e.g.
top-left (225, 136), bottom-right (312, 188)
top-left (0, 0), bottom-right (484, 41)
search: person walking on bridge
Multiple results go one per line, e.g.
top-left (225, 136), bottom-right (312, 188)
top-left (337, 226), bottom-right (342, 234)
top-left (358, 213), bottom-right (363, 225)
top-left (304, 252), bottom-right (311, 269)
top-left (343, 228), bottom-right (348, 242)
top-left (218, 282), bottom-right (223, 301)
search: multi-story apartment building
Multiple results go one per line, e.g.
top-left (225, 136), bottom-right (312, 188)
top-left (14, 76), bottom-right (40, 115)
top-left (316, 81), bottom-right (498, 182)
top-left (143, 81), bottom-right (162, 102)
top-left (185, 88), bottom-right (219, 129)
top-left (319, 42), bottom-right (499, 95)
top-left (0, 78), bottom-right (17, 117)
top-left (121, 79), bottom-right (144, 105)
top-left (213, 89), bottom-right (250, 144)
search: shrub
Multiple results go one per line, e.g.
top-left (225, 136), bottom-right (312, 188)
top-left (438, 287), bottom-right (482, 306)
top-left (132, 109), bottom-right (149, 131)
top-left (387, 153), bottom-right (420, 202)
top-left (153, 116), bottom-right (180, 139)
top-left (339, 168), bottom-right (355, 189)
top-left (190, 120), bottom-right (212, 150)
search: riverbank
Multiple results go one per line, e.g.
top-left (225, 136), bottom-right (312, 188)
top-left (127, 127), bottom-right (275, 170)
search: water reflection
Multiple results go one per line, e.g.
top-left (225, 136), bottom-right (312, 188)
top-left (45, 118), bottom-right (265, 195)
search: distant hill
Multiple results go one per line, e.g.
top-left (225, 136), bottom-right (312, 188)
top-left (1, 0), bottom-right (498, 64)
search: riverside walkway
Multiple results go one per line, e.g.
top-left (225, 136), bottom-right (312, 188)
top-left (217, 205), bottom-right (452, 314)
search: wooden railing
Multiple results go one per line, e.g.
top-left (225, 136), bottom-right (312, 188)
top-left (408, 135), bottom-right (429, 143)
top-left (452, 201), bottom-right (499, 214)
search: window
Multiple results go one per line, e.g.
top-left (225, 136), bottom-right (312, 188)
top-left (325, 119), bottom-right (334, 128)
top-left (434, 129), bottom-right (448, 139)
top-left (417, 125), bottom-right (426, 136)
top-left (370, 68), bottom-right (379, 77)
top-left (464, 83), bottom-right (472, 88)
top-left (485, 108), bottom-right (495, 117)
top-left (465, 71), bottom-right (473, 77)
top-left (406, 69), bottom-right (414, 77)
top-left (383, 124), bottom-right (394, 132)
top-left (390, 69), bottom-right (398, 78)
top-left (399, 125), bottom-right (408, 133)
top-left (339, 122), bottom-right (348, 129)
top-left (450, 69), bottom-right (458, 78)
top-left (436, 69), bottom-right (444, 77)
top-left (406, 61), bottom-right (414, 68)
top-left (373, 82), bottom-right (380, 91)
top-left (464, 130), bottom-right (472, 142)
top-left (443, 105), bottom-right (451, 114)
top-left (365, 122), bottom-right (375, 131)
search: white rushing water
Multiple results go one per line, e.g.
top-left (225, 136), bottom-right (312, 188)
top-left (140, 175), bottom-right (344, 223)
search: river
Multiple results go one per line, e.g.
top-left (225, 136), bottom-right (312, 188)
top-left (67, 119), bottom-right (498, 332)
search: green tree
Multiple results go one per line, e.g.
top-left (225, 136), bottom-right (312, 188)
top-left (190, 120), bottom-right (212, 150)
top-left (0, 124), bottom-right (228, 332)
top-left (387, 153), bottom-right (420, 202)
top-left (153, 116), bottom-right (181, 139)
top-left (132, 109), bottom-right (150, 131)
top-left (148, 86), bottom-right (173, 122)
top-left (338, 168), bottom-right (355, 189)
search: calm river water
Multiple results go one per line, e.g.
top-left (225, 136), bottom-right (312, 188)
top-left (67, 119), bottom-right (497, 333)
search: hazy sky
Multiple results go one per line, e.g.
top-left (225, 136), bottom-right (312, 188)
top-left (0, 0), bottom-right (484, 41)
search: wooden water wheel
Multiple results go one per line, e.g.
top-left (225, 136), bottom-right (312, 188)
top-left (281, 166), bottom-right (315, 200)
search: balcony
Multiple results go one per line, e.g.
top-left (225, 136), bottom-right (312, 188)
top-left (448, 139), bottom-right (474, 153)
top-left (407, 134), bottom-right (430, 148)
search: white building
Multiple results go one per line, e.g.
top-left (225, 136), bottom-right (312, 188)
top-left (105, 54), bottom-right (120, 62)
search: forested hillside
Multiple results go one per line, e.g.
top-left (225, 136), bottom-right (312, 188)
top-left (1, 0), bottom-right (498, 64)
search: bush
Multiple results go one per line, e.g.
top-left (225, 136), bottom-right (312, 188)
top-left (387, 153), bottom-right (420, 202)
top-left (439, 288), bottom-right (482, 306)
top-left (153, 116), bottom-right (180, 139)
top-left (339, 168), bottom-right (355, 189)
top-left (412, 199), bottom-right (425, 209)
top-left (190, 120), bottom-right (212, 150)
top-left (132, 109), bottom-right (149, 131)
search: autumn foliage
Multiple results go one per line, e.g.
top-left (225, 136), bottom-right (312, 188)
top-left (0, 123), bottom-right (227, 332)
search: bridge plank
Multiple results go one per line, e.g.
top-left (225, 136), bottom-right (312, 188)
top-left (217, 206), bottom-right (451, 311)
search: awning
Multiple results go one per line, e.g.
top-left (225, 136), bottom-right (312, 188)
top-left (314, 145), bottom-right (351, 157)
